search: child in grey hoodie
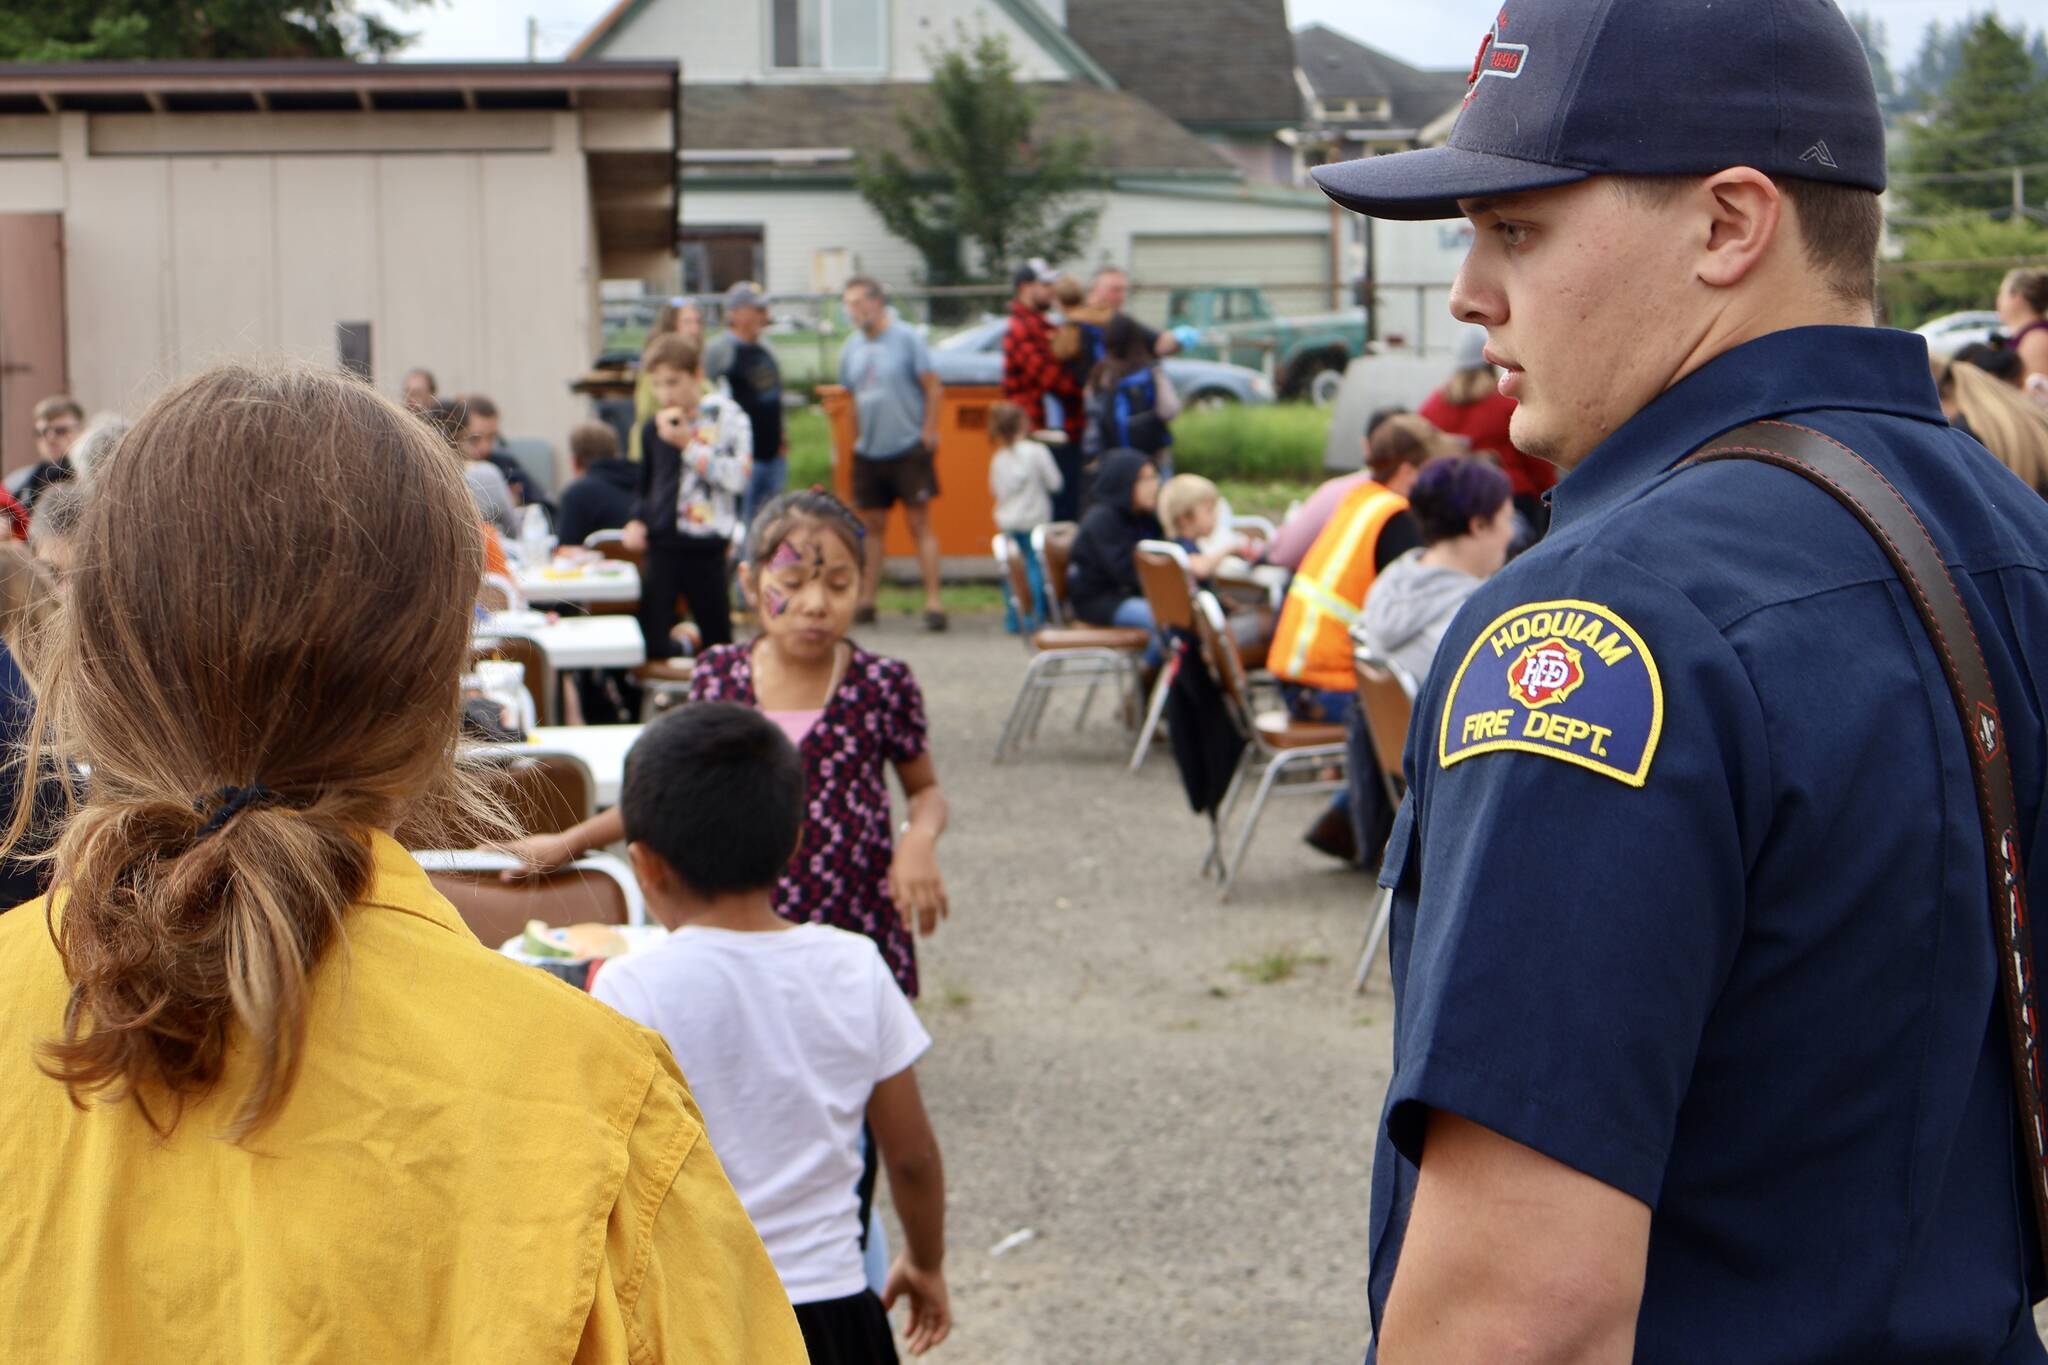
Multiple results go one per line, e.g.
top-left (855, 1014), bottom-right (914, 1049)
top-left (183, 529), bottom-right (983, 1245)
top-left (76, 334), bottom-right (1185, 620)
top-left (1355, 455), bottom-right (1518, 689)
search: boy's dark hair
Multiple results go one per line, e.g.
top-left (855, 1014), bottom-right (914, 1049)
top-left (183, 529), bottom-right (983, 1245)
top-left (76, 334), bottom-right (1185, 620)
top-left (622, 702), bottom-right (804, 898)
top-left (1959, 341), bottom-right (2025, 384)
top-left (642, 333), bottom-right (699, 374)
top-left (34, 395), bottom-right (84, 425)
top-left (464, 393), bottom-right (499, 421)
top-left (569, 421), bottom-right (619, 468)
top-left (843, 275), bottom-right (884, 301)
top-left (748, 488), bottom-right (865, 574)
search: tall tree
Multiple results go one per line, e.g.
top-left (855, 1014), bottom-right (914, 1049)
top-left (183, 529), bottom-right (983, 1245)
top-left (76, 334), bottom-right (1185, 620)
top-left (1846, 11), bottom-right (1897, 108)
top-left (854, 30), bottom-right (1102, 290)
top-left (1897, 14), bottom-right (2048, 219)
top-left (0, 0), bottom-right (427, 61)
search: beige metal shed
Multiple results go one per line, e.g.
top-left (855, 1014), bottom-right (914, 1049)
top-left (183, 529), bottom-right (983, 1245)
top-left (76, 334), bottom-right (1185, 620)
top-left (0, 60), bottom-right (679, 477)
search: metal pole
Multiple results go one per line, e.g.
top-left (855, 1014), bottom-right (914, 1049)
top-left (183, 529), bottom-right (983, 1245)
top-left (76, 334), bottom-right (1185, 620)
top-left (527, 16), bottom-right (539, 62)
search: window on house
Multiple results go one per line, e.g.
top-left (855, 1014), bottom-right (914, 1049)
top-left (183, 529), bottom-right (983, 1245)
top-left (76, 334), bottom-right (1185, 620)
top-left (773, 0), bottom-right (884, 71)
top-left (680, 225), bottom-right (766, 294)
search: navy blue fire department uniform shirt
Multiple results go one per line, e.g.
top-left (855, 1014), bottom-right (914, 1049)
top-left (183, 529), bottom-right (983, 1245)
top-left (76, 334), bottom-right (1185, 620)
top-left (1369, 326), bottom-right (2048, 1362)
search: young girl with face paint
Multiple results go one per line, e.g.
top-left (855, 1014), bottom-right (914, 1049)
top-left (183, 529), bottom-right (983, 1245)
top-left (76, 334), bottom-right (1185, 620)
top-left (506, 489), bottom-right (950, 999)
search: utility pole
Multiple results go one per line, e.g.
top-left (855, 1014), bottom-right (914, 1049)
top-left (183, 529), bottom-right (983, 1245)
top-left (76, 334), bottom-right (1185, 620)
top-left (526, 15), bottom-right (538, 62)
top-left (2016, 165), bottom-right (2026, 218)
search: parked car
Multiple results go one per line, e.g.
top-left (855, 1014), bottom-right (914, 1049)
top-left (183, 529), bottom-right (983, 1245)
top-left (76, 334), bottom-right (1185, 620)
top-left (929, 317), bottom-right (1275, 406)
top-left (1168, 286), bottom-right (1368, 403)
top-left (1916, 310), bottom-right (2003, 357)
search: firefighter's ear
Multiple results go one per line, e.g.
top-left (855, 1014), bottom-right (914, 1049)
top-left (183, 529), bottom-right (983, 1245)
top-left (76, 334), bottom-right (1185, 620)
top-left (1689, 168), bottom-right (1782, 292)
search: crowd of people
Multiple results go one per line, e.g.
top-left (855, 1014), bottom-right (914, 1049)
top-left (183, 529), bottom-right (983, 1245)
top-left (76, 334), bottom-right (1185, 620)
top-left (15, 201), bottom-right (2048, 1363)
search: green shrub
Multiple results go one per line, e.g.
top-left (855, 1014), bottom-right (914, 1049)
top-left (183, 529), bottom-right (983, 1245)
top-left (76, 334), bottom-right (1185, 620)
top-left (1171, 404), bottom-right (1332, 482)
top-left (786, 405), bottom-right (834, 489)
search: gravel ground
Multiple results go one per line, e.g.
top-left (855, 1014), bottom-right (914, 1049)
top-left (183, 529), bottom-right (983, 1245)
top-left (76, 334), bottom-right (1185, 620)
top-left (865, 611), bottom-right (1384, 1364)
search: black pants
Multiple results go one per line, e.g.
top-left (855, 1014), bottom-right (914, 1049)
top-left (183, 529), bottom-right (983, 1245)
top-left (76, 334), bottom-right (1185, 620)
top-left (1049, 441), bottom-right (1086, 523)
top-left (640, 538), bottom-right (731, 660)
top-left (793, 1291), bottom-right (898, 1365)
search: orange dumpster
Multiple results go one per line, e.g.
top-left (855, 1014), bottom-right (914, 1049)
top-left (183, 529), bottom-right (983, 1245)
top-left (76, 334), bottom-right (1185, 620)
top-left (820, 384), bottom-right (1004, 563)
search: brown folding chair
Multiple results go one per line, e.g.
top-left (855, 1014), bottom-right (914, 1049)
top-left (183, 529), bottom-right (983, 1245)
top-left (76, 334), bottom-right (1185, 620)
top-left (471, 748), bottom-right (596, 837)
top-left (479, 572), bottom-right (525, 613)
top-left (1034, 522), bottom-right (1083, 627)
top-left (473, 635), bottom-right (558, 728)
top-left (991, 533), bottom-right (1147, 762)
top-left (633, 657), bottom-right (696, 722)
top-left (1351, 651), bottom-right (1415, 991)
top-left (1129, 540), bottom-right (1202, 770)
top-left (416, 850), bottom-right (643, 947)
top-left (1191, 591), bottom-right (1348, 900)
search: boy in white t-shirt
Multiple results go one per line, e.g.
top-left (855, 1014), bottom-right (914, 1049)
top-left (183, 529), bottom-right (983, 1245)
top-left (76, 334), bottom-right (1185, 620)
top-left (593, 703), bottom-right (949, 1361)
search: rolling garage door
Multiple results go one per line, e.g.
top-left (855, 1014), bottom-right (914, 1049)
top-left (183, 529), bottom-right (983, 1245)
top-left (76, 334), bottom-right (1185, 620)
top-left (1128, 232), bottom-right (1333, 324)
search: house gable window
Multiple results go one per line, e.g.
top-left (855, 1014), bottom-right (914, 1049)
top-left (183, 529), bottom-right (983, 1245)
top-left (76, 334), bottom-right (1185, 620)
top-left (772, 0), bottom-right (885, 73)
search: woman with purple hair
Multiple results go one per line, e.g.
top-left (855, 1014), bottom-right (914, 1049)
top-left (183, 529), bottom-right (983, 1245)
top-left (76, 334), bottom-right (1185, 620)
top-left (1355, 455), bottom-right (1515, 690)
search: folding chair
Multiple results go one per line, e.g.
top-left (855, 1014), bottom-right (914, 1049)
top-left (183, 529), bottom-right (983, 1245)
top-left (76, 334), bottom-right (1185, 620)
top-left (1131, 540), bottom-right (1201, 770)
top-left (633, 658), bottom-right (696, 722)
top-left (1033, 522), bottom-right (1084, 626)
top-left (991, 533), bottom-right (1147, 762)
top-left (1191, 591), bottom-right (1349, 900)
top-left (414, 849), bottom-right (647, 944)
top-left (1352, 650), bottom-right (1415, 992)
top-left (480, 572), bottom-right (526, 613)
top-left (469, 747), bottom-right (597, 837)
top-left (473, 635), bottom-right (558, 728)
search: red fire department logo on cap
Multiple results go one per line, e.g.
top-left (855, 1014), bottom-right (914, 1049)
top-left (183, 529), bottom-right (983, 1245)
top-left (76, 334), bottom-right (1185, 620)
top-left (1465, 8), bottom-right (1531, 108)
top-left (1507, 638), bottom-right (1584, 708)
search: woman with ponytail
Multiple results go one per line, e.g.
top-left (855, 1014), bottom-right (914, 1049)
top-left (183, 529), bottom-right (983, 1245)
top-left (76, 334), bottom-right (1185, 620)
top-left (0, 363), bottom-right (804, 1362)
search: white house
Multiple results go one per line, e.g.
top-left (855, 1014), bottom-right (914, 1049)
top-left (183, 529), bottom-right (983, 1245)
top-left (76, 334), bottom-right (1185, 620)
top-left (570, 0), bottom-right (1340, 321)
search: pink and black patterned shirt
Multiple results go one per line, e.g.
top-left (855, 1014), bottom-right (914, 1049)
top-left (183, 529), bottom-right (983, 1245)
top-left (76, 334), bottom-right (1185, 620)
top-left (690, 642), bottom-right (929, 997)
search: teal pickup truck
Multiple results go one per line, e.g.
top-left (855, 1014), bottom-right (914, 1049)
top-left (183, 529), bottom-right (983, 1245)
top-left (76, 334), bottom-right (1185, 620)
top-left (1166, 286), bottom-right (1368, 404)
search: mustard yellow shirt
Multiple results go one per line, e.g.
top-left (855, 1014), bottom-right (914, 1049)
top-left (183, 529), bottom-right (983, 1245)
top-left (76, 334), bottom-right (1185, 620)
top-left (0, 833), bottom-right (807, 1364)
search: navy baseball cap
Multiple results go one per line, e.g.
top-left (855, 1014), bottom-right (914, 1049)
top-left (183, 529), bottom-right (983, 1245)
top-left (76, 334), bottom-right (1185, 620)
top-left (1312, 0), bottom-right (1886, 221)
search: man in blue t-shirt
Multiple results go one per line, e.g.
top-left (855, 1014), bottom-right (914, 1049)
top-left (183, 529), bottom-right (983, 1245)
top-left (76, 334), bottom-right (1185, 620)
top-left (837, 276), bottom-right (944, 630)
top-left (1316, 2), bottom-right (2048, 1360)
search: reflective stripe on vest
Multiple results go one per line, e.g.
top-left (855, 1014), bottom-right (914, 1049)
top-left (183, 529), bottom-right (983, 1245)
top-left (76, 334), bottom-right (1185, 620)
top-left (1271, 485), bottom-right (1408, 689)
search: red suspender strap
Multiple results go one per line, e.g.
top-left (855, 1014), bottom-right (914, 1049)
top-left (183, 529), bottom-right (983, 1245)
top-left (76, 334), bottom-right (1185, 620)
top-left (1685, 419), bottom-right (2048, 1255)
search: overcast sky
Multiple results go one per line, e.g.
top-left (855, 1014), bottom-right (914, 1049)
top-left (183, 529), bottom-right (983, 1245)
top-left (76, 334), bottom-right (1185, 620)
top-left (366, 0), bottom-right (2046, 70)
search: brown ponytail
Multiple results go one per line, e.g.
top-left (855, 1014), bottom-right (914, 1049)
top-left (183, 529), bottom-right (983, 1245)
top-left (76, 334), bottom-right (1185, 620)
top-left (3, 362), bottom-right (508, 1139)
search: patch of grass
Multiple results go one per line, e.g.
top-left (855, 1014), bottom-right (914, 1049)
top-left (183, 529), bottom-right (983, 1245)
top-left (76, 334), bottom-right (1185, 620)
top-left (872, 582), bottom-right (1006, 616)
top-left (1215, 478), bottom-right (1316, 523)
top-left (786, 405), bottom-right (834, 489)
top-left (1229, 947), bottom-right (1332, 986)
top-left (1174, 403), bottom-right (1333, 483)
top-left (938, 983), bottom-right (974, 1010)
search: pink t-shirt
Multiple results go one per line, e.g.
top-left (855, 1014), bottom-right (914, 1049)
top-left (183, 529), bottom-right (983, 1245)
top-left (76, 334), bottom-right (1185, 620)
top-left (1263, 471), bottom-right (1378, 571)
top-left (765, 708), bottom-right (824, 746)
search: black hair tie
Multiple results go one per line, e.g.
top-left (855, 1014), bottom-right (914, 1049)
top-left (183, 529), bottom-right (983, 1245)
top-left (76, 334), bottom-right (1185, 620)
top-left (194, 784), bottom-right (280, 840)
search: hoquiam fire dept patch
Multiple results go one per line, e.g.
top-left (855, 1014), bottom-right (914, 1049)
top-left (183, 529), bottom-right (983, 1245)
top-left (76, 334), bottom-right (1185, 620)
top-left (1438, 598), bottom-right (1664, 787)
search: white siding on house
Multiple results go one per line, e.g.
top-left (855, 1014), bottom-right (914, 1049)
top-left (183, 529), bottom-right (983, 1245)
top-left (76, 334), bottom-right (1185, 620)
top-left (596, 0), bottom-right (1065, 82)
top-left (588, 0), bottom-right (764, 79)
top-left (683, 186), bottom-right (925, 291)
top-left (890, 0), bottom-right (1067, 80)
top-left (686, 182), bottom-right (1333, 309)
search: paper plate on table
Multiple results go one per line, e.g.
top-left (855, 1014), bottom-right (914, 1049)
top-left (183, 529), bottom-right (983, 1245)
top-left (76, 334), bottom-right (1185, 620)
top-left (486, 609), bottom-right (548, 632)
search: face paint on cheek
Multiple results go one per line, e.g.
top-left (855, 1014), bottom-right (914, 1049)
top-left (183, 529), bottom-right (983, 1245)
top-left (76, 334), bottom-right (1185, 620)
top-left (763, 584), bottom-right (790, 617)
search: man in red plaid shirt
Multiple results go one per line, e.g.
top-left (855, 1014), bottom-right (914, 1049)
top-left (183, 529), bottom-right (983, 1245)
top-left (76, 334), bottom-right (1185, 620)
top-left (1001, 260), bottom-right (1080, 440)
top-left (1002, 259), bottom-right (1083, 518)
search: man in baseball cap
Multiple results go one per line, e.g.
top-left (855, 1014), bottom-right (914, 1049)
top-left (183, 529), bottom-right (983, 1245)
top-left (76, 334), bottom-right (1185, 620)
top-left (702, 281), bottom-right (787, 530)
top-left (1327, 2), bottom-right (2048, 1360)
